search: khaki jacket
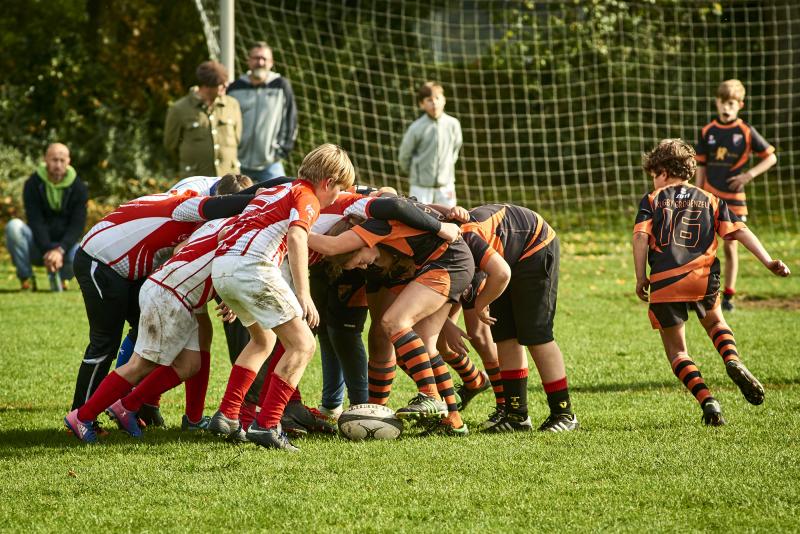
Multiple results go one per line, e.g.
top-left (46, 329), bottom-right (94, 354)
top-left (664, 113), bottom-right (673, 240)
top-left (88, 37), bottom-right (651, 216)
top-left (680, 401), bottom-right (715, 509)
top-left (164, 88), bottom-right (242, 178)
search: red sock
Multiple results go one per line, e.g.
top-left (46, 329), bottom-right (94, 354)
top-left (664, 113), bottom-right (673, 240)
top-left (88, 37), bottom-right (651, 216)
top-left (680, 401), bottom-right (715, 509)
top-left (140, 392), bottom-right (161, 408)
top-left (76, 371), bottom-right (134, 422)
top-left (218, 365), bottom-right (257, 419)
top-left (256, 373), bottom-right (295, 429)
top-left (122, 366), bottom-right (182, 413)
top-left (240, 401), bottom-right (258, 430)
top-left (184, 350), bottom-right (211, 422)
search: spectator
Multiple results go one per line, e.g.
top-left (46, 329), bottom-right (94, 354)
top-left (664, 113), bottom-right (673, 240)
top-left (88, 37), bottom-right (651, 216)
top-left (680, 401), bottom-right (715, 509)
top-left (398, 81), bottom-right (463, 207)
top-left (228, 41), bottom-right (298, 181)
top-left (5, 143), bottom-right (88, 291)
top-left (164, 61), bottom-right (242, 178)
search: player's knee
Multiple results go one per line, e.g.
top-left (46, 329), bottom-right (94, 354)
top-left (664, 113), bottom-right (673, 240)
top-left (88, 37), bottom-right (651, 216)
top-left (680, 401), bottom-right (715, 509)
top-left (380, 314), bottom-right (410, 338)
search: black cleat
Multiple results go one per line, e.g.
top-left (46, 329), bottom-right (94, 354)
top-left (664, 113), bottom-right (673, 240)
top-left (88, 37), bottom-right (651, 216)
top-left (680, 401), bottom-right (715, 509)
top-left (280, 400), bottom-right (336, 436)
top-left (721, 295), bottom-right (735, 312)
top-left (538, 413), bottom-right (580, 433)
top-left (482, 412), bottom-right (533, 433)
top-left (478, 405), bottom-right (506, 431)
top-left (246, 422), bottom-right (299, 452)
top-left (395, 393), bottom-right (448, 421)
top-left (701, 399), bottom-right (726, 426)
top-left (726, 360), bottom-right (765, 405)
top-left (137, 403), bottom-right (164, 427)
top-left (455, 371), bottom-right (491, 411)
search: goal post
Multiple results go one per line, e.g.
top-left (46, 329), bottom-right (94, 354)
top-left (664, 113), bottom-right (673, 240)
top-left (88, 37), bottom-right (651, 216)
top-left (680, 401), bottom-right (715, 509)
top-left (200, 0), bottom-right (800, 232)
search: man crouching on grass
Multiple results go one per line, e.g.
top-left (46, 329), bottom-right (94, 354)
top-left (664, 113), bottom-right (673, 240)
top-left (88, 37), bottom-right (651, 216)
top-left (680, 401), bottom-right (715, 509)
top-left (632, 138), bottom-right (789, 426)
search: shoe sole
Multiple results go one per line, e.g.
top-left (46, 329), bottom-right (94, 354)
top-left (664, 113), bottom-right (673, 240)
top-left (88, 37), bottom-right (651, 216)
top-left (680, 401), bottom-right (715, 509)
top-left (726, 362), bottom-right (765, 405)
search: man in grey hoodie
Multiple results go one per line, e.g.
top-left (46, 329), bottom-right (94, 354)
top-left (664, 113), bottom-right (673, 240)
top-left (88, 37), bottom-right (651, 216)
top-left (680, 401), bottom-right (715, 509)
top-left (227, 42), bottom-right (298, 181)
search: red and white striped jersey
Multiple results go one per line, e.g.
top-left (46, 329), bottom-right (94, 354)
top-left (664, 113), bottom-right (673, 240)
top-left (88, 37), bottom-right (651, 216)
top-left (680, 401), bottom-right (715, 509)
top-left (80, 191), bottom-right (210, 280)
top-left (215, 180), bottom-right (320, 265)
top-left (148, 218), bottom-right (231, 311)
top-left (308, 192), bottom-right (374, 265)
top-left (169, 176), bottom-right (220, 196)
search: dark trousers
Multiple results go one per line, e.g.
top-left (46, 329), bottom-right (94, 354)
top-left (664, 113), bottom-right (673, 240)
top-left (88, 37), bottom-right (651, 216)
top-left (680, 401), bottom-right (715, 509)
top-left (71, 248), bottom-right (144, 410)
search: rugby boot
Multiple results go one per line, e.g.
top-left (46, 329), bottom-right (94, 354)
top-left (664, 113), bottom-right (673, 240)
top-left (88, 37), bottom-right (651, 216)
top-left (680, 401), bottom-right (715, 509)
top-left (538, 412), bottom-right (579, 433)
top-left (725, 360), bottom-right (765, 405)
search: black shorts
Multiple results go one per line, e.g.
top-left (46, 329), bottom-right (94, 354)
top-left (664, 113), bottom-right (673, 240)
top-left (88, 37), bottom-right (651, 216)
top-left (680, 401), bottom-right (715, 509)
top-left (460, 270), bottom-right (487, 310)
top-left (364, 240), bottom-right (474, 303)
top-left (648, 293), bottom-right (721, 330)
top-left (489, 237), bottom-right (559, 346)
top-left (310, 264), bottom-right (368, 332)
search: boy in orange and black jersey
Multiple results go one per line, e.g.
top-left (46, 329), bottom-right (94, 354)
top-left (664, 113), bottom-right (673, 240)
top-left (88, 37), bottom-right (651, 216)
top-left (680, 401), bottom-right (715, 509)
top-left (695, 79), bottom-right (777, 311)
top-left (461, 204), bottom-right (578, 433)
top-left (633, 139), bottom-right (789, 426)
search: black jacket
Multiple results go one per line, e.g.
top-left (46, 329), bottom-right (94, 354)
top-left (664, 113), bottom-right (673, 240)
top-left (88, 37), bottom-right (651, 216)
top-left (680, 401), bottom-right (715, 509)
top-left (22, 172), bottom-right (88, 253)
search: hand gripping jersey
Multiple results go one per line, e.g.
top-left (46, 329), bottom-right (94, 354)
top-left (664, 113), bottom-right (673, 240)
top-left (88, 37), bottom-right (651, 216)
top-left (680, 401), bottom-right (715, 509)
top-left (148, 218), bottom-right (231, 311)
top-left (633, 183), bottom-right (745, 303)
top-left (215, 180), bottom-right (319, 265)
top-left (461, 204), bottom-right (556, 269)
top-left (695, 118), bottom-right (775, 215)
top-left (80, 191), bottom-right (211, 280)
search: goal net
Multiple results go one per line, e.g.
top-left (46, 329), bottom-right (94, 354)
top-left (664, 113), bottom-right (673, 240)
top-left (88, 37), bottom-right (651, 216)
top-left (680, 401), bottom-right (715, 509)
top-left (201, 0), bottom-right (800, 232)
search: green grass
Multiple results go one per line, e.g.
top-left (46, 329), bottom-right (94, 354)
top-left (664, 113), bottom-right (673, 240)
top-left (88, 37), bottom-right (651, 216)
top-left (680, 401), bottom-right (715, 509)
top-left (1, 232), bottom-right (799, 532)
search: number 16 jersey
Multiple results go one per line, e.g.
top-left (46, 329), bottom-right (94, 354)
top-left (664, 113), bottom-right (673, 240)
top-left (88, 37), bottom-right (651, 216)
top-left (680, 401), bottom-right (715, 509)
top-left (633, 183), bottom-right (745, 303)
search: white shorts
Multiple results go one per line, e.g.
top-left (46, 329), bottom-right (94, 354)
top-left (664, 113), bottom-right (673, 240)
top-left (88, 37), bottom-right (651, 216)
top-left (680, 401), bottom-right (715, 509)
top-left (134, 281), bottom-right (200, 365)
top-left (409, 183), bottom-right (457, 207)
top-left (212, 255), bottom-right (302, 329)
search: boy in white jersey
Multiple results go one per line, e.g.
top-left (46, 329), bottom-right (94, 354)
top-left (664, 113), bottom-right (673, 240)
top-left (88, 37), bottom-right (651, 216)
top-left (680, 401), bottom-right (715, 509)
top-left (208, 144), bottom-right (355, 451)
top-left (65, 217), bottom-right (239, 441)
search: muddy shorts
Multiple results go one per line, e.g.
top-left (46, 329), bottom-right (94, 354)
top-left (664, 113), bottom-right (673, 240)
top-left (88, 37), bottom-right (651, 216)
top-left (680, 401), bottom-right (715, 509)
top-left (134, 281), bottom-right (199, 365)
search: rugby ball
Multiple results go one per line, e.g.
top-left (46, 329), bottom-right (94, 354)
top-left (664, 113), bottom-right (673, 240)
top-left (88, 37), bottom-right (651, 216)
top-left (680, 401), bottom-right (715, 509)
top-left (338, 403), bottom-right (403, 441)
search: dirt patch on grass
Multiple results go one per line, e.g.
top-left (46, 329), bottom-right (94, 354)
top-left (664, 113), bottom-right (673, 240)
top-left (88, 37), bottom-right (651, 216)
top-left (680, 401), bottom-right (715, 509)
top-left (739, 295), bottom-right (800, 310)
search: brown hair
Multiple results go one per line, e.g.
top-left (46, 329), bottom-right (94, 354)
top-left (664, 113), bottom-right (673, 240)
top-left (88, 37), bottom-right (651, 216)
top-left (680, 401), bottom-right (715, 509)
top-left (250, 41), bottom-right (272, 53)
top-left (215, 174), bottom-right (253, 195)
top-left (297, 144), bottom-right (355, 189)
top-left (417, 81), bottom-right (444, 102)
top-left (196, 61), bottom-right (228, 87)
top-left (642, 139), bottom-right (697, 181)
top-left (717, 79), bottom-right (746, 102)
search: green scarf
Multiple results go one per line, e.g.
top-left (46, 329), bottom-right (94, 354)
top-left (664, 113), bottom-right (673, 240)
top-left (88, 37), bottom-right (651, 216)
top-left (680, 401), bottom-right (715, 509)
top-left (36, 162), bottom-right (77, 211)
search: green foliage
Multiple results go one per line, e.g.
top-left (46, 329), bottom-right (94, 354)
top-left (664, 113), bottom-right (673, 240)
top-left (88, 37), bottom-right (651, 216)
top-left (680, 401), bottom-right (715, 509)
top-left (1, 231), bottom-right (798, 530)
top-left (0, 0), bottom-right (208, 203)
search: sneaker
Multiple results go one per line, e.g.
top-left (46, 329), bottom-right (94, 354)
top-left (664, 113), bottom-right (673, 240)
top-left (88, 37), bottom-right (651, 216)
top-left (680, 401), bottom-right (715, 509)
top-left (281, 400), bottom-right (336, 435)
top-left (181, 414), bottom-right (211, 431)
top-left (455, 371), bottom-right (491, 411)
top-left (106, 400), bottom-right (143, 437)
top-left (66, 420), bottom-right (109, 438)
top-left (702, 399), bottom-right (726, 426)
top-left (395, 393), bottom-right (448, 421)
top-left (246, 422), bottom-right (300, 452)
top-left (479, 405), bottom-right (506, 431)
top-left (726, 360), bottom-right (765, 406)
top-left (722, 295), bottom-right (735, 312)
top-left (307, 407), bottom-right (338, 434)
top-left (64, 410), bottom-right (98, 444)
top-left (20, 278), bottom-right (34, 291)
top-left (138, 403), bottom-right (164, 427)
top-left (538, 413), bottom-right (580, 433)
top-left (316, 405), bottom-right (343, 421)
top-left (207, 410), bottom-right (247, 442)
top-left (483, 412), bottom-right (533, 433)
top-left (419, 418), bottom-right (469, 437)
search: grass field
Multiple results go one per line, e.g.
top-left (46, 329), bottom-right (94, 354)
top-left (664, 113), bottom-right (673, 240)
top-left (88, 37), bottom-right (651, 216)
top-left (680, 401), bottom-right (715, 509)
top-left (1, 231), bottom-right (798, 532)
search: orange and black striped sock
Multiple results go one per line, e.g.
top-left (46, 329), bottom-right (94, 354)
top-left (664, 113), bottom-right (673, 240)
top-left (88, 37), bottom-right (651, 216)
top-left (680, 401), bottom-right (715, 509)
top-left (442, 352), bottom-right (485, 390)
top-left (391, 329), bottom-right (439, 399)
top-left (368, 361), bottom-right (396, 405)
top-left (709, 324), bottom-right (740, 364)
top-left (485, 363), bottom-right (505, 407)
top-left (430, 354), bottom-right (459, 414)
top-left (671, 356), bottom-right (713, 406)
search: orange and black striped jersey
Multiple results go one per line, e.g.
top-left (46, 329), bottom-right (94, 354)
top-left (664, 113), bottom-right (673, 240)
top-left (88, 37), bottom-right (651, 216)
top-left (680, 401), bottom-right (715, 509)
top-left (634, 183), bottom-right (745, 303)
top-left (695, 118), bottom-right (774, 215)
top-left (351, 219), bottom-right (448, 269)
top-left (461, 204), bottom-right (555, 269)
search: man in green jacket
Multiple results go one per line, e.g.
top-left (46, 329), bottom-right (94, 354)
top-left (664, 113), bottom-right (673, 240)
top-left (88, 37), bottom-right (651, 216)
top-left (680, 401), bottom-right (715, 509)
top-left (164, 61), bottom-right (242, 178)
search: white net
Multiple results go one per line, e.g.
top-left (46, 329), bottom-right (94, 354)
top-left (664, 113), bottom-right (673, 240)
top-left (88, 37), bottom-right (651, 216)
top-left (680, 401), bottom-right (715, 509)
top-left (205, 0), bottom-right (800, 231)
